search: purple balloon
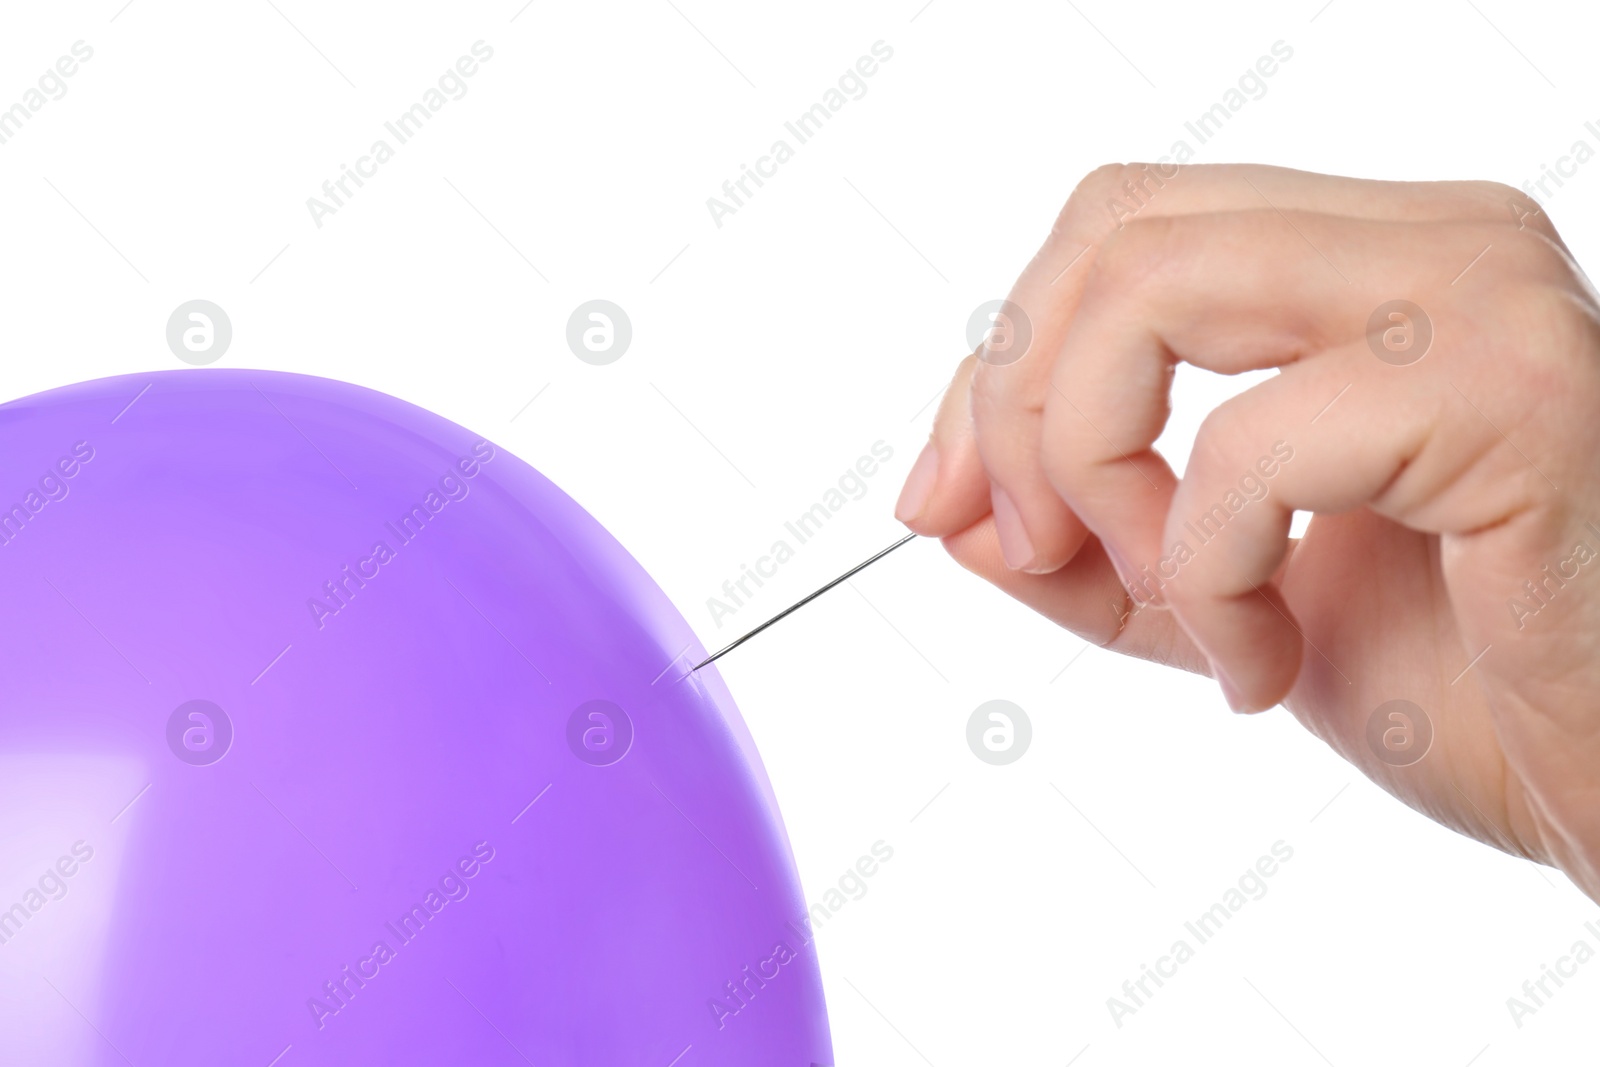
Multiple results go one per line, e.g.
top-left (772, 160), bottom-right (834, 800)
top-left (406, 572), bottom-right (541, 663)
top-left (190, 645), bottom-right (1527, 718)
top-left (0, 370), bottom-right (832, 1065)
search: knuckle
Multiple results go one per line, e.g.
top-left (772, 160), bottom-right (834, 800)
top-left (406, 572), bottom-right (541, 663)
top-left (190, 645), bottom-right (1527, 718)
top-left (1054, 163), bottom-right (1173, 244)
top-left (1055, 164), bottom-right (1132, 234)
top-left (969, 353), bottom-right (1027, 414)
top-left (1472, 179), bottom-right (1532, 210)
top-left (969, 365), bottom-right (1001, 410)
top-left (1472, 222), bottom-right (1587, 287)
top-left (1092, 213), bottom-right (1183, 291)
top-left (1502, 226), bottom-right (1584, 286)
top-left (1475, 179), bottom-right (1564, 242)
top-left (968, 356), bottom-right (1022, 431)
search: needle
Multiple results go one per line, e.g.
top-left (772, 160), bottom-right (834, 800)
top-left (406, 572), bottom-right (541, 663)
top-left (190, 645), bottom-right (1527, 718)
top-left (691, 532), bottom-right (919, 671)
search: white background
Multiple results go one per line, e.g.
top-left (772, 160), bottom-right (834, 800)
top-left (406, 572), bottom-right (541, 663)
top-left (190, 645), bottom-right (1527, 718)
top-left (3, 0), bottom-right (1599, 1063)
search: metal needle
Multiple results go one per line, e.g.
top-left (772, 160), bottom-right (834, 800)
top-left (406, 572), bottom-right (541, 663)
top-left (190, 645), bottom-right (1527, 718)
top-left (691, 533), bottom-right (919, 671)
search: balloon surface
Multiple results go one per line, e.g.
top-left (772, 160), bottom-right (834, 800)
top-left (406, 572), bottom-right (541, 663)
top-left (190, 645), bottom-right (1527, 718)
top-left (0, 370), bottom-right (832, 1065)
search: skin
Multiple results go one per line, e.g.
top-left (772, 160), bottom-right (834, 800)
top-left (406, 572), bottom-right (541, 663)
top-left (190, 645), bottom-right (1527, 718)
top-left (896, 163), bottom-right (1600, 902)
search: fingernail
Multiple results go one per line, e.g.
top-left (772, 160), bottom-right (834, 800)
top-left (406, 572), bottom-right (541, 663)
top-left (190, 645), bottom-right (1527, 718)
top-left (895, 443), bottom-right (939, 524)
top-left (1104, 544), bottom-right (1134, 589)
top-left (991, 487), bottom-right (1037, 570)
top-left (1106, 544), bottom-right (1162, 608)
top-left (1216, 668), bottom-right (1252, 713)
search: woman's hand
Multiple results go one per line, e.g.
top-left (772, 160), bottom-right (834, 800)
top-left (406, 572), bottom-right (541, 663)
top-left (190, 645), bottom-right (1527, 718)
top-left (898, 163), bottom-right (1600, 900)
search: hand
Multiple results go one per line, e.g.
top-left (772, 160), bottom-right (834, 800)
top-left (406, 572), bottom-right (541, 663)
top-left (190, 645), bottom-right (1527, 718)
top-left (897, 163), bottom-right (1600, 900)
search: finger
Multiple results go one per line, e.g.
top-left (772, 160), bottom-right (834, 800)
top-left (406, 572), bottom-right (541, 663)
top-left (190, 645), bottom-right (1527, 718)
top-left (959, 165), bottom-right (1550, 575)
top-left (939, 513), bottom-right (1207, 672)
top-left (1164, 303), bottom-right (1572, 712)
top-left (1042, 212), bottom-right (1508, 606)
top-left (1156, 355), bottom-right (1430, 709)
top-left (896, 352), bottom-right (991, 532)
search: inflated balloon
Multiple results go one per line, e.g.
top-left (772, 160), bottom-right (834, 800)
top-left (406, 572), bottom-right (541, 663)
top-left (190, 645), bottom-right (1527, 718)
top-left (0, 370), bottom-right (832, 1065)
